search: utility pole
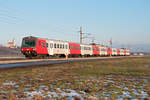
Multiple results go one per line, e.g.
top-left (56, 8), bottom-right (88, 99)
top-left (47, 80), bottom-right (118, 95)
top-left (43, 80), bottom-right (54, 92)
top-left (109, 38), bottom-right (112, 48)
top-left (79, 27), bottom-right (91, 44)
top-left (80, 27), bottom-right (83, 44)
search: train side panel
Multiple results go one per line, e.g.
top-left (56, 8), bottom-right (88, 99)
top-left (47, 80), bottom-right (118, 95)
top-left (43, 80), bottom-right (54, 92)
top-left (36, 38), bottom-right (48, 54)
top-left (52, 40), bottom-right (69, 55)
top-left (80, 44), bottom-right (92, 56)
top-left (112, 48), bottom-right (117, 56)
top-left (92, 45), bottom-right (100, 55)
top-left (100, 46), bottom-right (107, 56)
top-left (126, 50), bottom-right (130, 56)
top-left (124, 49), bottom-right (127, 56)
top-left (120, 49), bottom-right (124, 56)
top-left (69, 43), bottom-right (81, 55)
top-left (107, 48), bottom-right (112, 56)
top-left (117, 49), bottom-right (120, 56)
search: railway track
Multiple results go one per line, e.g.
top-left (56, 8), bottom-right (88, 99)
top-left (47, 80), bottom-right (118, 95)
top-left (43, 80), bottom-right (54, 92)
top-left (0, 56), bottom-right (143, 69)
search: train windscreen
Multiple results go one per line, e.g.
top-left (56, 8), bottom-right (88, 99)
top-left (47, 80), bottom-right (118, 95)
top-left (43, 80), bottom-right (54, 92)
top-left (22, 37), bottom-right (36, 48)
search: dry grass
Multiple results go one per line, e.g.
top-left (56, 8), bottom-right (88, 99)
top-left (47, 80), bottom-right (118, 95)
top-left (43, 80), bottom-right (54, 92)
top-left (0, 56), bottom-right (149, 99)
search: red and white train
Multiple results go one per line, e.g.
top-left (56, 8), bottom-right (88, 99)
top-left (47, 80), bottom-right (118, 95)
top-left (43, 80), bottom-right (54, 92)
top-left (21, 36), bottom-right (130, 58)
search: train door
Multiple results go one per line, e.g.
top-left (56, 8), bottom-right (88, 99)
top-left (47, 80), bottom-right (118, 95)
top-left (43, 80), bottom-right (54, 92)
top-left (48, 40), bottom-right (54, 56)
top-left (65, 43), bottom-right (69, 55)
top-left (80, 45), bottom-right (84, 56)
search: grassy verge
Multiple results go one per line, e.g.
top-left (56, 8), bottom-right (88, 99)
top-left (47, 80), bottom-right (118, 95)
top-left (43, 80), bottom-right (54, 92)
top-left (0, 57), bottom-right (150, 99)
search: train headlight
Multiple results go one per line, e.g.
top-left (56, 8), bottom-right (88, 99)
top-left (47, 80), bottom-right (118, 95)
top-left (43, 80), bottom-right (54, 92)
top-left (32, 48), bottom-right (36, 51)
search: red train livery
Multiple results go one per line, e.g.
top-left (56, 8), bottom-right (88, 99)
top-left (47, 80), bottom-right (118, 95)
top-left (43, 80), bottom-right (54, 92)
top-left (21, 36), bottom-right (130, 58)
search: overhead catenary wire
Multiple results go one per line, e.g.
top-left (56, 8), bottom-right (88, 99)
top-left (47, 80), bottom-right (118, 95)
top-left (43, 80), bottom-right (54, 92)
top-left (0, 12), bottom-right (20, 20)
top-left (0, 0), bottom-right (24, 24)
top-left (0, 18), bottom-right (18, 24)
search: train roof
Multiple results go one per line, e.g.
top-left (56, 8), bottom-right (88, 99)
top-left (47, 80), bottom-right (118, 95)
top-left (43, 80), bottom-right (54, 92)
top-left (23, 36), bottom-right (130, 50)
top-left (24, 36), bottom-right (100, 46)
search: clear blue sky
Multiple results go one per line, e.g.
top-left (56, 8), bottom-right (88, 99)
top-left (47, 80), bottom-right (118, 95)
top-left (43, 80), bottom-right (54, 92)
top-left (0, 0), bottom-right (149, 52)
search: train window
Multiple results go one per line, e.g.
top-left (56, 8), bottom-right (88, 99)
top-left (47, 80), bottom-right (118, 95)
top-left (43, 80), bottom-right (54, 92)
top-left (50, 43), bottom-right (53, 48)
top-left (69, 45), bottom-right (70, 49)
top-left (43, 42), bottom-right (45, 48)
top-left (71, 45), bottom-right (72, 49)
top-left (46, 43), bottom-right (48, 48)
top-left (60, 44), bottom-right (62, 49)
top-left (62, 44), bottom-right (64, 49)
top-left (57, 44), bottom-right (59, 48)
top-left (39, 41), bottom-right (41, 46)
top-left (66, 45), bottom-right (68, 49)
top-left (78, 46), bottom-right (80, 50)
top-left (77, 46), bottom-right (79, 50)
top-left (70, 45), bottom-right (72, 49)
top-left (54, 43), bottom-right (56, 48)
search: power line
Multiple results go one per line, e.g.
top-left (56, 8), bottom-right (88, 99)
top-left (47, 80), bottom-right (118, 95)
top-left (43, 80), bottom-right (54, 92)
top-left (0, 10), bottom-right (23, 24)
top-left (0, 1), bottom-right (24, 23)
top-left (0, 12), bottom-right (19, 20)
top-left (0, 18), bottom-right (17, 24)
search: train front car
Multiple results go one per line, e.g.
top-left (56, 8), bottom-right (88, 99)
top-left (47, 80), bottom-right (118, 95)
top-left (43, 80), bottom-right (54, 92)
top-left (21, 36), bottom-right (38, 58)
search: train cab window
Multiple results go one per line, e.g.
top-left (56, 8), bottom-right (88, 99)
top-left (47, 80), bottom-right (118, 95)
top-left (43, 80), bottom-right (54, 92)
top-left (50, 43), bottom-right (53, 48)
top-left (39, 41), bottom-right (41, 46)
top-left (46, 43), bottom-right (48, 48)
top-left (43, 42), bottom-right (45, 48)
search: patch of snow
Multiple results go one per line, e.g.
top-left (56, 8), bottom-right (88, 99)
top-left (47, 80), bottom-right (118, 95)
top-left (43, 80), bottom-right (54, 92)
top-left (25, 88), bottom-right (84, 100)
top-left (3, 81), bottom-right (16, 86)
